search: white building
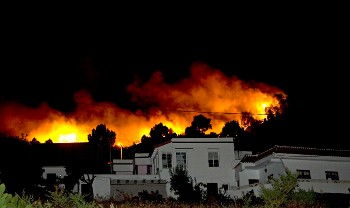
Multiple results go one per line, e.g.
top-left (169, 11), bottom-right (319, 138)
top-left (83, 137), bottom-right (249, 200)
top-left (80, 140), bottom-right (350, 201)
top-left (86, 174), bottom-right (166, 201)
top-left (230, 145), bottom-right (350, 198)
top-left (150, 137), bottom-right (242, 198)
top-left (134, 153), bottom-right (152, 175)
top-left (112, 159), bottom-right (134, 175)
top-left (81, 155), bottom-right (165, 201)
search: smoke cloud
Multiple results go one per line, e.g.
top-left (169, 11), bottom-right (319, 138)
top-left (0, 62), bottom-right (285, 146)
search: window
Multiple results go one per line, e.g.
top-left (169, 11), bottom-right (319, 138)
top-left (325, 171), bottom-right (339, 180)
top-left (222, 184), bottom-right (229, 191)
top-left (134, 165), bottom-right (138, 175)
top-left (208, 152), bottom-right (219, 167)
top-left (297, 170), bottom-right (311, 179)
top-left (249, 179), bottom-right (259, 184)
top-left (147, 165), bottom-right (152, 174)
top-left (176, 152), bottom-right (187, 168)
top-left (162, 152), bottom-right (172, 169)
top-left (47, 173), bottom-right (56, 184)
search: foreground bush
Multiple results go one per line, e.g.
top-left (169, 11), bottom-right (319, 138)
top-left (0, 182), bottom-right (343, 207)
top-left (1, 183), bottom-right (100, 208)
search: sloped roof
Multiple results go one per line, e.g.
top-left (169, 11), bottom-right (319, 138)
top-left (240, 145), bottom-right (350, 163)
top-left (153, 140), bottom-right (171, 148)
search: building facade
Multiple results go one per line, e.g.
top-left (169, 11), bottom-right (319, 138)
top-left (230, 145), bottom-right (350, 198)
top-left (75, 141), bottom-right (350, 201)
top-left (150, 137), bottom-right (238, 198)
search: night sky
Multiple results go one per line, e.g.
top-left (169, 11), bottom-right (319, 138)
top-left (0, 9), bottom-right (346, 147)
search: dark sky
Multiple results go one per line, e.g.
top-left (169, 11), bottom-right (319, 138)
top-left (1, 9), bottom-right (346, 146)
top-left (2, 21), bottom-right (304, 107)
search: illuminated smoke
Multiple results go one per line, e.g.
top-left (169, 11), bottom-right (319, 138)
top-left (0, 62), bottom-right (285, 146)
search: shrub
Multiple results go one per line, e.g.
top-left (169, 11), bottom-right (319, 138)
top-left (138, 190), bottom-right (163, 203)
top-left (169, 166), bottom-right (206, 203)
top-left (259, 168), bottom-right (299, 208)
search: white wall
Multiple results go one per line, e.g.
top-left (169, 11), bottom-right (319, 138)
top-left (113, 159), bottom-right (134, 175)
top-left (229, 179), bottom-right (350, 198)
top-left (260, 161), bottom-right (285, 183)
top-left (136, 165), bottom-right (149, 175)
top-left (89, 174), bottom-right (161, 200)
top-left (298, 180), bottom-right (350, 194)
top-left (281, 157), bottom-right (350, 180)
top-left (42, 166), bottom-right (67, 179)
top-left (92, 176), bottom-right (111, 200)
top-left (152, 137), bottom-right (236, 198)
top-left (229, 183), bottom-right (273, 198)
top-left (182, 142), bottom-right (235, 184)
top-left (235, 150), bottom-right (252, 160)
top-left (238, 169), bottom-right (259, 186)
top-left (153, 142), bottom-right (173, 196)
top-left (135, 154), bottom-right (151, 165)
top-left (231, 153), bottom-right (350, 198)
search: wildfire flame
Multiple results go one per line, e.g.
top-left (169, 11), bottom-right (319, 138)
top-left (0, 63), bottom-right (285, 146)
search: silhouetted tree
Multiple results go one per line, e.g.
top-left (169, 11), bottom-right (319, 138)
top-left (209, 132), bottom-right (219, 137)
top-left (220, 120), bottom-right (253, 150)
top-left (169, 166), bottom-right (206, 203)
top-left (244, 94), bottom-right (293, 153)
top-left (207, 95), bottom-right (291, 153)
top-left (45, 138), bottom-right (53, 144)
top-left (0, 134), bottom-right (44, 196)
top-left (240, 112), bottom-right (258, 131)
top-left (88, 124), bottom-right (116, 163)
top-left (265, 94), bottom-right (288, 120)
top-left (150, 123), bottom-right (171, 142)
top-left (127, 123), bottom-right (176, 157)
top-left (65, 158), bottom-right (106, 201)
top-left (30, 137), bottom-right (40, 145)
top-left (88, 124), bottom-right (116, 148)
top-left (220, 120), bottom-right (244, 138)
top-left (64, 124), bottom-right (116, 200)
top-left (185, 114), bottom-right (212, 137)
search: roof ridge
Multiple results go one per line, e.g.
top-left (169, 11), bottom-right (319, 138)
top-left (240, 145), bottom-right (350, 163)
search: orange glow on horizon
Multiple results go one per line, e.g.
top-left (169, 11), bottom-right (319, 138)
top-left (58, 133), bottom-right (78, 143)
top-left (0, 63), bottom-right (286, 147)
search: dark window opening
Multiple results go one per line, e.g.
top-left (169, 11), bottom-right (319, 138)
top-left (326, 171), bottom-right (339, 180)
top-left (207, 183), bottom-right (218, 198)
top-left (208, 152), bottom-right (219, 167)
top-left (222, 184), bottom-right (228, 191)
top-left (162, 153), bottom-right (172, 168)
top-left (147, 165), bottom-right (152, 174)
top-left (249, 179), bottom-right (259, 184)
top-left (176, 152), bottom-right (187, 169)
top-left (297, 170), bottom-right (311, 179)
top-left (47, 173), bottom-right (56, 184)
